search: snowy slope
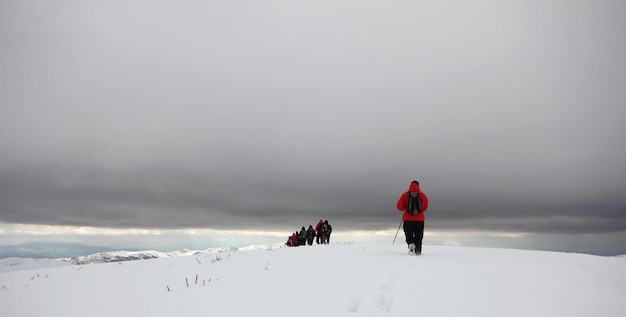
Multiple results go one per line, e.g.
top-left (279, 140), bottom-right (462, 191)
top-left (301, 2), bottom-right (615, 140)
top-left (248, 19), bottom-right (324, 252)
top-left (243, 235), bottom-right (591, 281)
top-left (0, 258), bottom-right (71, 273)
top-left (1, 244), bottom-right (625, 317)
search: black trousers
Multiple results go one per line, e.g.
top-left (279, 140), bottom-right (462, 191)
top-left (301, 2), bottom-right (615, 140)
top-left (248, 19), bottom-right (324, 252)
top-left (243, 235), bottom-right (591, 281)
top-left (403, 221), bottom-right (424, 253)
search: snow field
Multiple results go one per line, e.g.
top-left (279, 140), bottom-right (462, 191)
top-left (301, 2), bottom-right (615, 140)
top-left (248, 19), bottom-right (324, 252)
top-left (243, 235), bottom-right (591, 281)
top-left (1, 244), bottom-right (625, 316)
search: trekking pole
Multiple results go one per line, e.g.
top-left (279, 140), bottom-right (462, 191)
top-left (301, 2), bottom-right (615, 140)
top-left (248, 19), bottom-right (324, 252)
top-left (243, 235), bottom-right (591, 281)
top-left (392, 219), bottom-right (403, 244)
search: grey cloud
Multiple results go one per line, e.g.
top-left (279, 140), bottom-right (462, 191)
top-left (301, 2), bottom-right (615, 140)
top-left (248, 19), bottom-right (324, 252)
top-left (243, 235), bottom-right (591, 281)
top-left (1, 161), bottom-right (624, 235)
top-left (1, 0), bottom-right (626, 239)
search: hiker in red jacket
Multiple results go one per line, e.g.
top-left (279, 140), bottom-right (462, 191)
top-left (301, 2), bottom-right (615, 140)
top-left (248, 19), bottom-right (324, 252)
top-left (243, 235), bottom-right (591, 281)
top-left (396, 180), bottom-right (429, 255)
top-left (285, 232), bottom-right (298, 247)
top-left (315, 219), bottom-right (324, 244)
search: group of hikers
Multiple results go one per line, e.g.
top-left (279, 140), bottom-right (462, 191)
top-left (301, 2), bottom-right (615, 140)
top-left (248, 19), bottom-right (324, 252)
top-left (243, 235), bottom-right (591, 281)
top-left (283, 180), bottom-right (430, 256)
top-left (285, 219), bottom-right (333, 246)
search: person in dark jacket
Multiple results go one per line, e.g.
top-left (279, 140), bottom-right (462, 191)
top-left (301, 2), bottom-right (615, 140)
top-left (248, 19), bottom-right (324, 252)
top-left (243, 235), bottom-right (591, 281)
top-left (396, 180), bottom-right (429, 255)
top-left (306, 225), bottom-right (315, 245)
top-left (298, 227), bottom-right (307, 246)
top-left (322, 220), bottom-right (332, 244)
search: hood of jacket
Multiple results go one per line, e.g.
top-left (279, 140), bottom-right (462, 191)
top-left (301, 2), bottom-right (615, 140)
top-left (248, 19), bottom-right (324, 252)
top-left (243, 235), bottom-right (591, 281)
top-left (408, 181), bottom-right (421, 193)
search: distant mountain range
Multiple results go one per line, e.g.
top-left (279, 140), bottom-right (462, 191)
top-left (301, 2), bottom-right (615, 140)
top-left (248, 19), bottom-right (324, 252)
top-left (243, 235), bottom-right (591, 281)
top-left (0, 242), bottom-right (117, 259)
top-left (0, 242), bottom-right (275, 265)
top-left (62, 250), bottom-right (182, 265)
top-left (61, 247), bottom-right (240, 265)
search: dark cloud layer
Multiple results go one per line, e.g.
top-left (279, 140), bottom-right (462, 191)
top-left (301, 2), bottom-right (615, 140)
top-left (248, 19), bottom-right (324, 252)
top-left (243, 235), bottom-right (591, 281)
top-left (1, 0), bottom-right (626, 239)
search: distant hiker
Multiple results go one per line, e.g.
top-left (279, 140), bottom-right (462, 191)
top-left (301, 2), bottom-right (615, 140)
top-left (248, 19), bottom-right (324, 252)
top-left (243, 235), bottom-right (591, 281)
top-left (285, 232), bottom-right (298, 247)
top-left (292, 232), bottom-right (298, 246)
top-left (306, 225), bottom-right (315, 245)
top-left (322, 220), bottom-right (332, 244)
top-left (315, 219), bottom-right (324, 244)
top-left (396, 180), bottom-right (429, 255)
top-left (298, 227), bottom-right (307, 246)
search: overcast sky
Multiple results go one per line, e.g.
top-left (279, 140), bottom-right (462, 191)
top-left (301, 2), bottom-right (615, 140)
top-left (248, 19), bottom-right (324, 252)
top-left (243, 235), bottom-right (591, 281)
top-left (1, 0), bottom-right (625, 253)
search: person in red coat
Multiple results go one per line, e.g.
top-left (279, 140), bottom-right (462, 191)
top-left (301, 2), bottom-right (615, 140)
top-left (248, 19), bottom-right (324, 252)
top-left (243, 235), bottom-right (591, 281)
top-left (315, 219), bottom-right (324, 244)
top-left (396, 180), bottom-right (429, 255)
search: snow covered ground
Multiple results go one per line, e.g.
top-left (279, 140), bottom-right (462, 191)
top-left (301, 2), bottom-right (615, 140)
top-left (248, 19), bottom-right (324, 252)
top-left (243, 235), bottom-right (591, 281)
top-left (1, 243), bottom-right (625, 316)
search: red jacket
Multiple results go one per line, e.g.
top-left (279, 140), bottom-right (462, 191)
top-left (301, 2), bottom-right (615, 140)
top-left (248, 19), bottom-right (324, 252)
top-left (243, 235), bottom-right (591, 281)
top-left (315, 219), bottom-right (323, 234)
top-left (396, 182), bottom-right (429, 221)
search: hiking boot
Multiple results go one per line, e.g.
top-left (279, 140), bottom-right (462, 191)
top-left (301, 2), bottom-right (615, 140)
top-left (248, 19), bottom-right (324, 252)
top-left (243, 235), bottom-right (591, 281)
top-left (408, 243), bottom-right (416, 255)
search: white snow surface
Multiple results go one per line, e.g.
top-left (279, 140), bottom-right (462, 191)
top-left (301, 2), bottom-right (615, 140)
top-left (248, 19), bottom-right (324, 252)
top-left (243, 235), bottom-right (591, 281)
top-left (1, 244), bottom-right (625, 316)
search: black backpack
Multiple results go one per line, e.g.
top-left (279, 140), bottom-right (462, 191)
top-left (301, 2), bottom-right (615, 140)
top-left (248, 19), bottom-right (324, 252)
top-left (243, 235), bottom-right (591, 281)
top-left (407, 191), bottom-right (423, 215)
